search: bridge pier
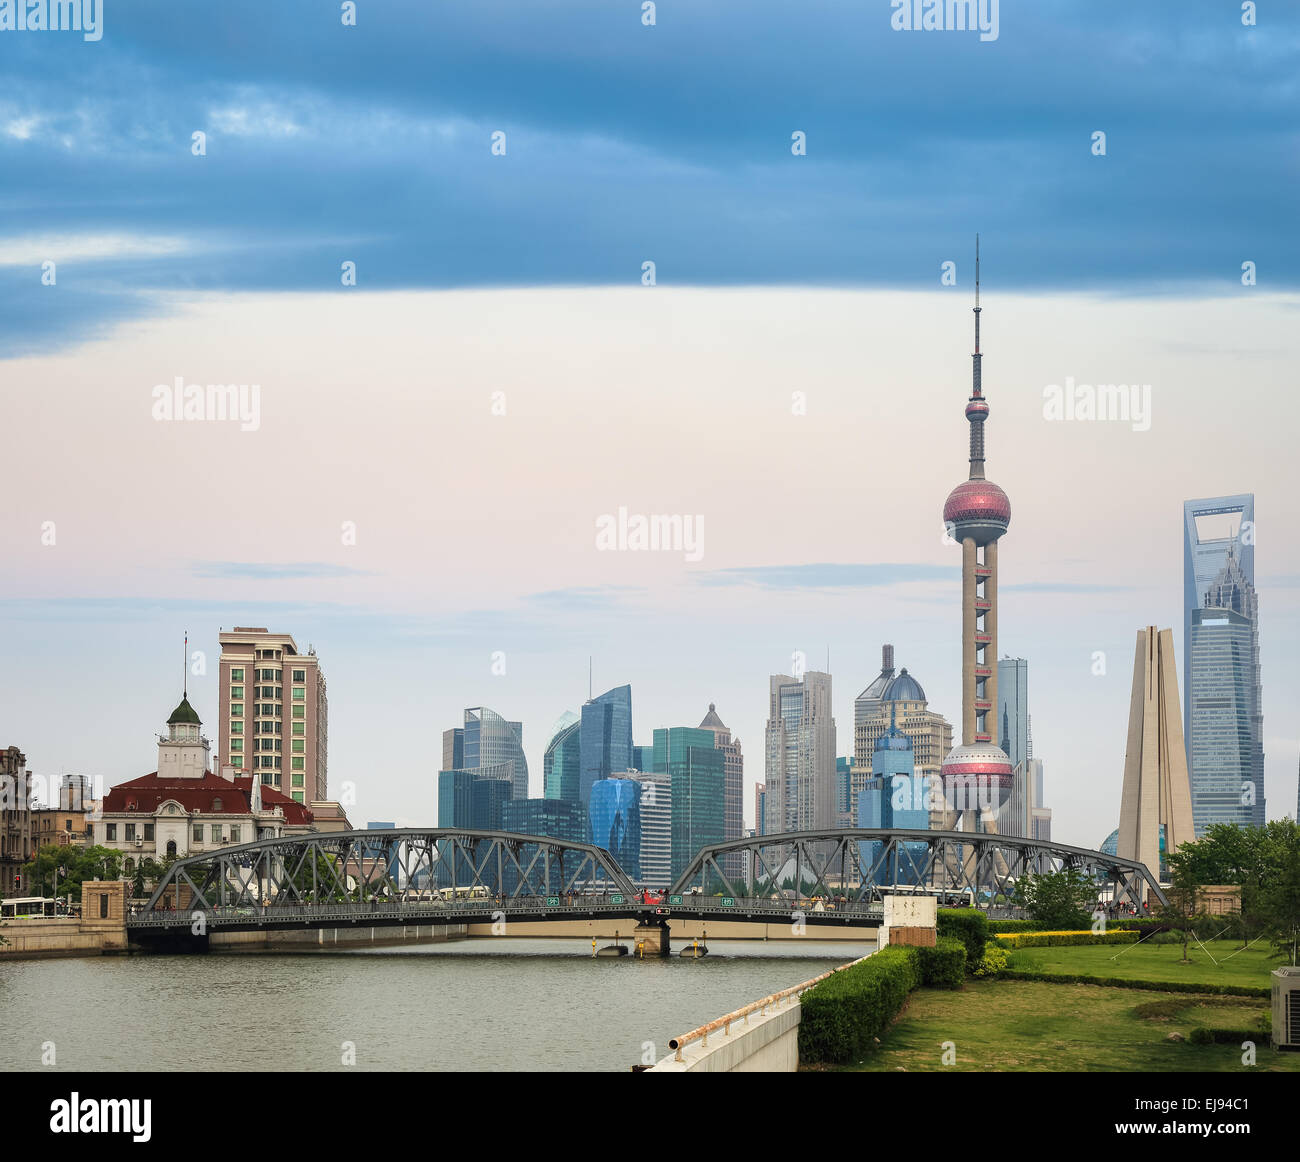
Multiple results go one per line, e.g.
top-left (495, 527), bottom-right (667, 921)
top-left (634, 920), bottom-right (671, 958)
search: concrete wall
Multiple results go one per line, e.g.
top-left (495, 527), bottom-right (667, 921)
top-left (648, 996), bottom-right (802, 1072)
top-left (210, 923), bottom-right (466, 951)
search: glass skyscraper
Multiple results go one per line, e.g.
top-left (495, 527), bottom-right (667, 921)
top-left (1183, 495), bottom-right (1264, 832)
top-left (462, 707), bottom-right (529, 800)
top-left (653, 725), bottom-right (726, 881)
top-left (543, 712), bottom-right (581, 802)
top-left (856, 717), bottom-right (930, 886)
top-left (501, 798), bottom-right (588, 847)
top-left (579, 685), bottom-right (633, 806)
top-left (589, 778), bottom-right (641, 880)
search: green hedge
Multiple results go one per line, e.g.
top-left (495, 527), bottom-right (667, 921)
top-left (998, 968), bottom-right (1268, 998)
top-left (987, 919), bottom-right (1179, 935)
top-left (997, 930), bottom-right (1140, 948)
top-left (798, 947), bottom-right (921, 1065)
top-left (917, 938), bottom-right (967, 989)
top-left (936, 908), bottom-right (989, 970)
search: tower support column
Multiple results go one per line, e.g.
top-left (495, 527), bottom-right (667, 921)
top-left (961, 537), bottom-right (978, 747)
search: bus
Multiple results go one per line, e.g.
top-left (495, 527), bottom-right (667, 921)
top-left (0, 897), bottom-right (58, 919)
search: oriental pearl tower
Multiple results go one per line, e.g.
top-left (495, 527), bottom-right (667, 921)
top-left (940, 238), bottom-right (1014, 833)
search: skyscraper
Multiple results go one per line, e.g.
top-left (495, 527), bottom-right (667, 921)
top-left (852, 645), bottom-right (953, 824)
top-left (939, 242), bottom-right (1014, 830)
top-left (1117, 627), bottom-right (1196, 889)
top-left (857, 707), bottom-right (930, 886)
top-left (579, 685), bottom-right (633, 806)
top-left (218, 627), bottom-right (327, 805)
top-left (628, 769), bottom-right (671, 888)
top-left (697, 703), bottom-right (744, 873)
top-left (543, 712), bottom-right (581, 801)
top-left (462, 707), bottom-right (529, 799)
top-left (1184, 496), bottom-right (1264, 832)
top-left (763, 671), bottom-right (836, 833)
top-left (589, 777), bottom-right (641, 880)
top-left (653, 726), bottom-right (726, 880)
top-left (995, 657), bottom-right (1032, 838)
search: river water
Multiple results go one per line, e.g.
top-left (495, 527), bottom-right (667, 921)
top-left (1, 938), bottom-right (866, 1071)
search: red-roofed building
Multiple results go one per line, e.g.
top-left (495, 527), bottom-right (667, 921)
top-left (93, 695), bottom-right (315, 868)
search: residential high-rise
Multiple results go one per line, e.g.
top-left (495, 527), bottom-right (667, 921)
top-left (628, 769), bottom-right (671, 888)
top-left (698, 703), bottom-right (744, 877)
top-left (1184, 496), bottom-right (1264, 832)
top-left (589, 777), bottom-right (641, 880)
top-left (463, 707), bottom-right (529, 799)
top-left (763, 671), bottom-right (836, 834)
top-left (543, 713), bottom-right (581, 802)
top-left (579, 685), bottom-right (633, 806)
top-left (939, 243), bottom-right (1014, 829)
top-left (653, 726), bottom-right (726, 880)
top-left (218, 628), bottom-right (328, 805)
top-left (1117, 627), bottom-right (1196, 889)
top-left (852, 646), bottom-right (953, 823)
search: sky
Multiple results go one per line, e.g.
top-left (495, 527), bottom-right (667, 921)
top-left (1, 0), bottom-right (1297, 848)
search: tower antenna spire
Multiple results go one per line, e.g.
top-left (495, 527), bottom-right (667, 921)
top-left (183, 630), bottom-right (188, 699)
top-left (973, 233), bottom-right (981, 360)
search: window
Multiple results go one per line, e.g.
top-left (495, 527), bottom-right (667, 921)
top-left (231, 668), bottom-right (243, 681)
top-left (230, 739), bottom-right (243, 752)
top-left (291, 773), bottom-right (304, 788)
top-left (292, 687), bottom-right (305, 701)
top-left (292, 705), bottom-right (305, 719)
top-left (261, 772), bottom-right (274, 785)
top-left (211, 825), bottom-right (222, 842)
top-left (231, 703), bottom-right (243, 718)
top-left (293, 669), bottom-right (305, 682)
top-left (230, 686), bottom-right (243, 700)
top-left (100, 893), bottom-right (109, 919)
top-left (292, 740), bottom-right (304, 753)
top-left (292, 791), bottom-right (304, 804)
top-left (64, 818), bottom-right (72, 831)
top-left (144, 824), bottom-right (154, 841)
top-left (292, 722), bottom-right (304, 736)
top-left (212, 797), bottom-right (223, 812)
top-left (230, 826), bottom-right (240, 843)
top-left (125, 823), bottom-right (135, 841)
top-left (193, 824), bottom-right (203, 842)
top-left (292, 757), bottom-right (304, 771)
top-left (106, 823), bottom-right (116, 840)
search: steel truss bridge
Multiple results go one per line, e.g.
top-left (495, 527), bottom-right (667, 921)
top-left (127, 827), bottom-right (1164, 946)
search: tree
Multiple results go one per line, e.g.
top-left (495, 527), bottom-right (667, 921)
top-left (1258, 819), bottom-right (1300, 966)
top-left (20, 844), bottom-right (123, 903)
top-left (1015, 869), bottom-right (1096, 929)
top-left (1162, 848), bottom-right (1204, 964)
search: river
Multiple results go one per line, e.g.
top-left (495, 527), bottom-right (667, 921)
top-left (0, 937), bottom-right (867, 1071)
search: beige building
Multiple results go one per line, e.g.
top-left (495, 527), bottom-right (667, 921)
top-left (1117, 626), bottom-right (1196, 891)
top-left (1, 745), bottom-right (33, 897)
top-left (218, 627), bottom-right (328, 806)
top-left (852, 646), bottom-right (953, 824)
top-left (31, 808), bottom-right (92, 850)
top-left (763, 672), bottom-right (835, 834)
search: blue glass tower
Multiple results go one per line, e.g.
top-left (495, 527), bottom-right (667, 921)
top-left (589, 778), bottom-right (641, 880)
top-left (1183, 496), bottom-right (1264, 831)
top-left (543, 713), bottom-right (582, 802)
top-left (462, 707), bottom-right (529, 800)
top-left (579, 685), bottom-right (633, 806)
top-left (857, 709), bottom-right (930, 886)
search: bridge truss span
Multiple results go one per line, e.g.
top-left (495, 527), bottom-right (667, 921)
top-left (668, 828), bottom-right (1168, 910)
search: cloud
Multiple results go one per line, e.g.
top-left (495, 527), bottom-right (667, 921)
top-left (191, 561), bottom-right (371, 580)
top-left (695, 563), bottom-right (954, 590)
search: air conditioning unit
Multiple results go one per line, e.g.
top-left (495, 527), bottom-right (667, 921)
top-left (135, 838), bottom-right (143, 847)
top-left (1273, 967), bottom-right (1300, 1049)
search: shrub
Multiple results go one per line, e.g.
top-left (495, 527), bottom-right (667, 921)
top-left (798, 947), bottom-right (920, 1065)
top-left (995, 930), bottom-right (1140, 948)
top-left (972, 941), bottom-right (1009, 978)
top-left (1188, 1027), bottom-right (1269, 1046)
top-left (936, 908), bottom-right (989, 970)
top-left (917, 937), bottom-right (967, 989)
top-left (986, 919), bottom-right (1037, 934)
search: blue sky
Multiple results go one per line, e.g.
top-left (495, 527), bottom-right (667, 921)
top-left (2, 2), bottom-right (1298, 844)
top-left (1, 0), bottom-right (1296, 353)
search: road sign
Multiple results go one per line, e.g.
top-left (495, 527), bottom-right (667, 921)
top-left (668, 895), bottom-right (683, 905)
top-left (611, 894), bottom-right (624, 905)
top-left (722, 897), bottom-right (735, 907)
top-left (545, 896), bottom-right (559, 907)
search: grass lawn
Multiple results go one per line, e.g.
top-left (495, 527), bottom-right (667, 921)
top-left (1005, 938), bottom-right (1282, 992)
top-left (827, 979), bottom-right (1296, 1072)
